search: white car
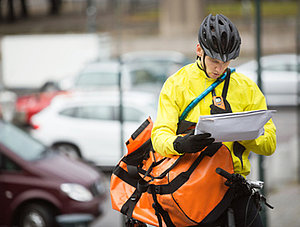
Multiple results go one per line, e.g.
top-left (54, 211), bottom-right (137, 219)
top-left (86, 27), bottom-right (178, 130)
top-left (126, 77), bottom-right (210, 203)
top-left (58, 50), bottom-right (191, 95)
top-left (29, 91), bottom-right (157, 169)
top-left (236, 54), bottom-right (300, 106)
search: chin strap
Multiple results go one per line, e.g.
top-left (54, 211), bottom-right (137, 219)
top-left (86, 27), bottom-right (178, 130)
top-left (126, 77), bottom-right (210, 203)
top-left (196, 53), bottom-right (210, 78)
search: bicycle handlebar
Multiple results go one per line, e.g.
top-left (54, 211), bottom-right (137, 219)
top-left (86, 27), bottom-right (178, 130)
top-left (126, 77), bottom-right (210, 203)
top-left (216, 167), bottom-right (232, 180)
top-left (216, 167), bottom-right (274, 210)
top-left (216, 168), bottom-right (263, 190)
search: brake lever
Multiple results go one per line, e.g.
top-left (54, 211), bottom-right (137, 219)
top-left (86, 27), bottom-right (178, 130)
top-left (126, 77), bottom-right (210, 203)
top-left (261, 195), bottom-right (274, 209)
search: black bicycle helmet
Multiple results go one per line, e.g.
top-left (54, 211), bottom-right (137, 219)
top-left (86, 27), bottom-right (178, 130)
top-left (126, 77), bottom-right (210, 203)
top-left (198, 14), bottom-right (241, 62)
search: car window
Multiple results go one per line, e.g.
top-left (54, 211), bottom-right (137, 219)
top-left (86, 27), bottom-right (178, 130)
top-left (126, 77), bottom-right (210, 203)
top-left (130, 69), bottom-right (159, 85)
top-left (289, 64), bottom-right (300, 72)
top-left (59, 107), bottom-right (77, 117)
top-left (75, 72), bottom-right (118, 87)
top-left (114, 106), bottom-right (145, 122)
top-left (0, 154), bottom-right (22, 172)
top-left (263, 63), bottom-right (298, 72)
top-left (75, 105), bottom-right (113, 121)
top-left (0, 122), bottom-right (46, 161)
top-left (128, 61), bottom-right (183, 87)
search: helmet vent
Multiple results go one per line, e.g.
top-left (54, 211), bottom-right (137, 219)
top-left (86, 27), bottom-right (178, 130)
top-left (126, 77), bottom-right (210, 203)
top-left (212, 36), bottom-right (218, 50)
top-left (221, 33), bottom-right (227, 52)
top-left (203, 31), bottom-right (207, 41)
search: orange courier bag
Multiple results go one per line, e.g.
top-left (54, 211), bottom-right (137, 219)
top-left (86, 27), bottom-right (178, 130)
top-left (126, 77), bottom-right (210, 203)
top-left (110, 117), bottom-right (234, 227)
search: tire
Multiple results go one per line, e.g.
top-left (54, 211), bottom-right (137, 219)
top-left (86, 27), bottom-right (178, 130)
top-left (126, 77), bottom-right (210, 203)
top-left (19, 203), bottom-right (56, 227)
top-left (52, 143), bottom-right (81, 160)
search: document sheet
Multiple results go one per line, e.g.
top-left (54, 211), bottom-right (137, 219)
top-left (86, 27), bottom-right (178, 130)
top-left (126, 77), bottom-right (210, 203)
top-left (195, 110), bottom-right (276, 142)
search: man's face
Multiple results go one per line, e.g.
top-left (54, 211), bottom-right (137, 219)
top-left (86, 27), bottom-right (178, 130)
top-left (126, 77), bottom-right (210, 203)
top-left (204, 55), bottom-right (230, 79)
top-left (196, 44), bottom-right (230, 79)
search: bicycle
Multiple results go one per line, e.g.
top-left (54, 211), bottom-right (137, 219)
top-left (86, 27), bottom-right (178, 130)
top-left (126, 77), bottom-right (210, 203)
top-left (215, 167), bottom-right (274, 227)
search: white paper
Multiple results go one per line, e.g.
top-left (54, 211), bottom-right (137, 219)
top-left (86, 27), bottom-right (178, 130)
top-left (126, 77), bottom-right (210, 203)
top-left (195, 110), bottom-right (276, 142)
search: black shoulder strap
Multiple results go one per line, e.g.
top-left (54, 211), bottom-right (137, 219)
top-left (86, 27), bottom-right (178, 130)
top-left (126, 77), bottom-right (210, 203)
top-left (211, 68), bottom-right (231, 99)
top-left (221, 68), bottom-right (231, 99)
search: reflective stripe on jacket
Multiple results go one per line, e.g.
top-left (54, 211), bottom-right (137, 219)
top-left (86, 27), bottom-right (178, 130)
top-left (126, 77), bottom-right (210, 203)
top-left (151, 60), bottom-right (276, 177)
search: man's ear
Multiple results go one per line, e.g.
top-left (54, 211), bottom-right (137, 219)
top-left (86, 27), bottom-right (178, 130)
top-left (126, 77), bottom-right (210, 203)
top-left (196, 44), bottom-right (203, 58)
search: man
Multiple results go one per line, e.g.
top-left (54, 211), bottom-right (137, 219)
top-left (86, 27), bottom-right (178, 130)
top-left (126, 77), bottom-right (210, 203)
top-left (151, 14), bottom-right (276, 226)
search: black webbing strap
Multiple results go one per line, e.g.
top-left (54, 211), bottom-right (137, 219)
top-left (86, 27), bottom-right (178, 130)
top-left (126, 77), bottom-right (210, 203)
top-left (141, 155), bottom-right (183, 180)
top-left (221, 68), bottom-right (231, 99)
top-left (154, 156), bottom-right (182, 179)
top-left (125, 218), bottom-right (147, 227)
top-left (126, 154), bottom-right (182, 181)
top-left (127, 165), bottom-right (140, 179)
top-left (194, 188), bottom-right (235, 226)
top-left (211, 68), bottom-right (231, 99)
top-left (152, 143), bottom-right (222, 195)
top-left (120, 188), bottom-right (139, 217)
top-left (121, 179), bottom-right (149, 217)
top-left (149, 184), bottom-right (176, 227)
top-left (123, 139), bottom-right (152, 166)
top-left (113, 165), bottom-right (139, 187)
top-left (137, 157), bottom-right (167, 177)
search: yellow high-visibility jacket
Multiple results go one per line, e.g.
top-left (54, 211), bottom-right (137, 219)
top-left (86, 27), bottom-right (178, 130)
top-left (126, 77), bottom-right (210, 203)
top-left (151, 60), bottom-right (276, 177)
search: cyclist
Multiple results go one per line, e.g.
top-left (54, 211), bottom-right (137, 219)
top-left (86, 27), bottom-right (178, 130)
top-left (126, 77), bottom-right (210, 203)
top-left (151, 14), bottom-right (276, 226)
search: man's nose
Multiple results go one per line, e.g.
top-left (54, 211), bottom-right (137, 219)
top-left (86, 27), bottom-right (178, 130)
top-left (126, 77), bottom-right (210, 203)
top-left (216, 63), bottom-right (223, 72)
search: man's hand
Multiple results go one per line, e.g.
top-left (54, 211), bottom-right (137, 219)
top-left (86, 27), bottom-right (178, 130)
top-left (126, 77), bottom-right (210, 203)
top-left (173, 132), bottom-right (215, 154)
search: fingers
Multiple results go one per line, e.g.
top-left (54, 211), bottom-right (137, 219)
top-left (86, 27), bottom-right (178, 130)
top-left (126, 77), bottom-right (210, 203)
top-left (174, 132), bottom-right (215, 154)
top-left (193, 137), bottom-right (215, 146)
top-left (192, 133), bottom-right (212, 140)
top-left (190, 133), bottom-right (215, 149)
top-left (205, 138), bottom-right (215, 144)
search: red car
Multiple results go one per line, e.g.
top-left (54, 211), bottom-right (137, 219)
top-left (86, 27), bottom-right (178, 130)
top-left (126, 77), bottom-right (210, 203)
top-left (0, 120), bottom-right (106, 226)
top-left (14, 90), bottom-right (69, 125)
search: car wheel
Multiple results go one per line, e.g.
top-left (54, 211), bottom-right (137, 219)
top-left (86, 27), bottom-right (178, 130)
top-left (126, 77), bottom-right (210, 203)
top-left (19, 203), bottom-right (55, 227)
top-left (52, 143), bottom-right (81, 160)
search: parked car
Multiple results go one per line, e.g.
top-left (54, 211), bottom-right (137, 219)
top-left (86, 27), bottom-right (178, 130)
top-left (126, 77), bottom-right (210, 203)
top-left (0, 120), bottom-right (106, 226)
top-left (58, 50), bottom-right (192, 94)
top-left (29, 91), bottom-right (158, 169)
top-left (14, 90), bottom-right (70, 126)
top-left (15, 51), bottom-right (190, 126)
top-left (236, 54), bottom-right (300, 106)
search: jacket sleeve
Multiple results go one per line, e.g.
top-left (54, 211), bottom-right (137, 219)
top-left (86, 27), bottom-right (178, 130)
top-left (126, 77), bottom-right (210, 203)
top-left (239, 82), bottom-right (277, 156)
top-left (151, 79), bottom-right (182, 157)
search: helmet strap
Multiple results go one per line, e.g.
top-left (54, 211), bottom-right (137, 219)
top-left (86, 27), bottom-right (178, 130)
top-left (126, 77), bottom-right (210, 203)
top-left (197, 52), bottom-right (210, 78)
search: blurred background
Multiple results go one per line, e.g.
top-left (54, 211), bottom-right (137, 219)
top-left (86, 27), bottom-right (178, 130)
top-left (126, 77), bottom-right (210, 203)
top-left (0, 0), bottom-right (299, 226)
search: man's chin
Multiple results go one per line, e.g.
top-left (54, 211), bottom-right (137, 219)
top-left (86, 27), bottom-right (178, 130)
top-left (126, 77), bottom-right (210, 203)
top-left (209, 74), bottom-right (220, 79)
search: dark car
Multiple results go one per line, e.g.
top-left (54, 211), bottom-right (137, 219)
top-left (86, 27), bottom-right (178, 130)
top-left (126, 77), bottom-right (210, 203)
top-left (0, 120), bottom-right (106, 226)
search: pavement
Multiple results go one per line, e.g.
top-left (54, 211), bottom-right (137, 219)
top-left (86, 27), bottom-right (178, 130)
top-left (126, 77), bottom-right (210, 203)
top-left (268, 183), bottom-right (300, 227)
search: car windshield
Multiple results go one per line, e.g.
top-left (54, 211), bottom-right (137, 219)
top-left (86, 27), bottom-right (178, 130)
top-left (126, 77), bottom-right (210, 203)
top-left (73, 58), bottom-right (189, 91)
top-left (0, 121), bottom-right (46, 161)
top-left (75, 72), bottom-right (118, 87)
top-left (128, 60), bottom-right (183, 86)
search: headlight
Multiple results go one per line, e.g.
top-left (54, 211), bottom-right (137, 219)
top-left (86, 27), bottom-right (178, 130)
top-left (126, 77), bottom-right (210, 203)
top-left (60, 183), bottom-right (93, 202)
